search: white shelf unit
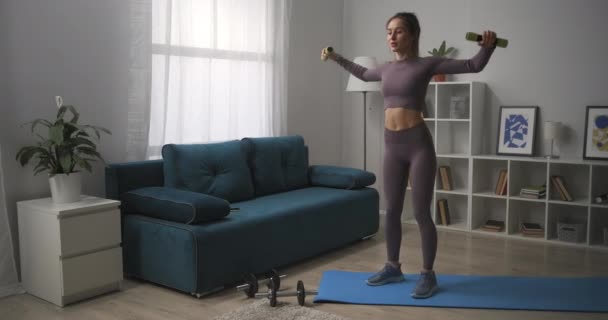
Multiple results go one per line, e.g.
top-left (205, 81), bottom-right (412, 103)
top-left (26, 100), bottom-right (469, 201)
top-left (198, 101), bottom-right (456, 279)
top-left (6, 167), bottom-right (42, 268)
top-left (401, 81), bottom-right (608, 250)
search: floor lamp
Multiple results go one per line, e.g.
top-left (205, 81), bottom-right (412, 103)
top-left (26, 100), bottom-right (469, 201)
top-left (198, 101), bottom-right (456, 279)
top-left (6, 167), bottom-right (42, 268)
top-left (346, 57), bottom-right (381, 171)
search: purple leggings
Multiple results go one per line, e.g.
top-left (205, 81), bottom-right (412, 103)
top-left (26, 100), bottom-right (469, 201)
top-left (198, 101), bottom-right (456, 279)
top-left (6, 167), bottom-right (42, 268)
top-left (383, 123), bottom-right (437, 270)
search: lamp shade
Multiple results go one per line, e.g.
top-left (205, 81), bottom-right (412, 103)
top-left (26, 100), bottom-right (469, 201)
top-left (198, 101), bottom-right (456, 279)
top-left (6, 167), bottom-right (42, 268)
top-left (543, 121), bottom-right (561, 140)
top-left (346, 56), bottom-right (381, 92)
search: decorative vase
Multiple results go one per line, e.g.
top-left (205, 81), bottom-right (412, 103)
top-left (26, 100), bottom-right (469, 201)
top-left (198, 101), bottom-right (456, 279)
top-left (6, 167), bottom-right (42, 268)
top-left (49, 172), bottom-right (82, 204)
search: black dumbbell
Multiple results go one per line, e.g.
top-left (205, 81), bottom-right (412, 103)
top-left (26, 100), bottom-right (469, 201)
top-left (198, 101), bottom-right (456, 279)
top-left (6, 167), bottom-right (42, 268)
top-left (255, 279), bottom-right (318, 307)
top-left (236, 269), bottom-right (286, 298)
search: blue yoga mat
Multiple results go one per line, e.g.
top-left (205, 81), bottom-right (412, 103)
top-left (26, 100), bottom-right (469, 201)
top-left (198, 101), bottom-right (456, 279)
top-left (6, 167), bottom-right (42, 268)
top-left (313, 270), bottom-right (608, 312)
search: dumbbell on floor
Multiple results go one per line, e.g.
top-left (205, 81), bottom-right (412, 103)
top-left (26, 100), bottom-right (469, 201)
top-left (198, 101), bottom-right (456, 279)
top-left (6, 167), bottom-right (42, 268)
top-left (255, 279), bottom-right (318, 307)
top-left (236, 269), bottom-right (286, 298)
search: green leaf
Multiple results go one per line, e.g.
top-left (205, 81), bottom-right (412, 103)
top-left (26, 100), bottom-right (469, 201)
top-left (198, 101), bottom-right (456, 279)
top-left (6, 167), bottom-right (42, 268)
top-left (56, 105), bottom-right (68, 120)
top-left (35, 133), bottom-right (47, 142)
top-left (83, 125), bottom-right (111, 140)
top-left (79, 159), bottom-right (93, 173)
top-left (64, 105), bottom-right (80, 123)
top-left (71, 137), bottom-right (96, 148)
top-left (43, 139), bottom-right (54, 148)
top-left (27, 119), bottom-right (53, 133)
top-left (49, 123), bottom-right (65, 145)
top-left (63, 122), bottom-right (79, 138)
top-left (18, 102), bottom-right (110, 175)
top-left (34, 167), bottom-right (49, 175)
top-left (76, 131), bottom-right (91, 138)
top-left (34, 161), bottom-right (49, 171)
top-left (59, 153), bottom-right (73, 173)
top-left (76, 147), bottom-right (102, 160)
top-left (439, 41), bottom-right (446, 54)
top-left (93, 126), bottom-right (111, 135)
top-left (16, 147), bottom-right (47, 166)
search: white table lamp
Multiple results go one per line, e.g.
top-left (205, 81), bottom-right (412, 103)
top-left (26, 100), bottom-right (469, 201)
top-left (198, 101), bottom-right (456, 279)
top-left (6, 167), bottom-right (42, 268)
top-left (544, 121), bottom-right (561, 159)
top-left (346, 56), bottom-right (381, 170)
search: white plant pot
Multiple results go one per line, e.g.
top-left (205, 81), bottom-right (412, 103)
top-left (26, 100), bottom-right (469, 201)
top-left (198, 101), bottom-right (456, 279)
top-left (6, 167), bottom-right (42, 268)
top-left (49, 172), bottom-right (82, 204)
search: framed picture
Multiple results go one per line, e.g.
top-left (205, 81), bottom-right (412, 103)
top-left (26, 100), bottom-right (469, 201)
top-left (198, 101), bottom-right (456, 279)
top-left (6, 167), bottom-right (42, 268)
top-left (583, 106), bottom-right (608, 160)
top-left (496, 106), bottom-right (539, 156)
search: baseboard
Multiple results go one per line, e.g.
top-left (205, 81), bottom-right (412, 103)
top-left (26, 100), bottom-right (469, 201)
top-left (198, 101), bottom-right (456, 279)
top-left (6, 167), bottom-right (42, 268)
top-left (0, 283), bottom-right (25, 298)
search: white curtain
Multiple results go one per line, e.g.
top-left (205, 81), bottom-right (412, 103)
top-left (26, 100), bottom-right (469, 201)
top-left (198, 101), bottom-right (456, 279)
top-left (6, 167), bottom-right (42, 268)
top-left (0, 145), bottom-right (20, 298)
top-left (127, 0), bottom-right (292, 160)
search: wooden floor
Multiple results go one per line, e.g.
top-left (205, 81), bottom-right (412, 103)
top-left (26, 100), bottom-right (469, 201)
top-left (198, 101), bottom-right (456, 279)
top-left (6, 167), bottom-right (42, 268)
top-left (2, 220), bottom-right (608, 320)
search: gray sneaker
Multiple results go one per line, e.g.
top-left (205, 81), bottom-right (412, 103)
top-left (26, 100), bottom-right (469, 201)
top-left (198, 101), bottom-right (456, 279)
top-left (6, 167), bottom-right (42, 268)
top-left (366, 263), bottom-right (405, 286)
top-left (411, 271), bottom-right (439, 298)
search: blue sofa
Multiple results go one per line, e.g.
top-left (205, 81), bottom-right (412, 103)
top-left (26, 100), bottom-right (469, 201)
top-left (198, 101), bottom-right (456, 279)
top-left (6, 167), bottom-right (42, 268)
top-left (105, 135), bottom-right (379, 296)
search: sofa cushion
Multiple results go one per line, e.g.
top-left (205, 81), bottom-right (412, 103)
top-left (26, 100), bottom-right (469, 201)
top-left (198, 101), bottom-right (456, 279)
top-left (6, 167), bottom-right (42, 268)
top-left (241, 135), bottom-right (309, 196)
top-left (162, 141), bottom-right (254, 202)
top-left (309, 165), bottom-right (376, 189)
top-left (122, 187), bottom-right (231, 224)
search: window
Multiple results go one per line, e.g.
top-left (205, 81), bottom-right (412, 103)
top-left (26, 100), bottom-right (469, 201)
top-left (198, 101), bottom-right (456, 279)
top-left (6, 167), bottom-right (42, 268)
top-left (149, 0), bottom-right (278, 154)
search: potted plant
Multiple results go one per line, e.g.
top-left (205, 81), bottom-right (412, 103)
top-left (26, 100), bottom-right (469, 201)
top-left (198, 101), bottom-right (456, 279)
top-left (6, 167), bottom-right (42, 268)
top-left (16, 96), bottom-right (111, 204)
top-left (428, 40), bottom-right (456, 82)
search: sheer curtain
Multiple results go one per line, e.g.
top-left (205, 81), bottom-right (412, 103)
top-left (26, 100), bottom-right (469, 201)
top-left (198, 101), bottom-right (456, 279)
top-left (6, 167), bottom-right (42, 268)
top-left (0, 145), bottom-right (20, 298)
top-left (128, 0), bottom-right (292, 160)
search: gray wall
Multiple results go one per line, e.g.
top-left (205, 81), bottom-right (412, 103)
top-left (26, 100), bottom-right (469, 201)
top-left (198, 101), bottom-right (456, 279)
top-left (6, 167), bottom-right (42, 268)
top-left (288, 0), bottom-right (343, 166)
top-left (340, 0), bottom-right (608, 206)
top-left (1, 0), bottom-right (7, 137)
top-left (3, 0), bottom-right (131, 276)
top-left (0, 0), bottom-right (15, 289)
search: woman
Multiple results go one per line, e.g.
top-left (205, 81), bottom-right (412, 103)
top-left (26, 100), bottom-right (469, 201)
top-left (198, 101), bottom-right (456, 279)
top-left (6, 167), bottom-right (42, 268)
top-left (322, 12), bottom-right (496, 298)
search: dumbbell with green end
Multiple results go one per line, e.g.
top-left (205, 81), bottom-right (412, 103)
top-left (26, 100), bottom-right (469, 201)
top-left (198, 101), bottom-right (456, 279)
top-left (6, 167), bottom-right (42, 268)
top-left (236, 269), bottom-right (286, 298)
top-left (255, 279), bottom-right (318, 307)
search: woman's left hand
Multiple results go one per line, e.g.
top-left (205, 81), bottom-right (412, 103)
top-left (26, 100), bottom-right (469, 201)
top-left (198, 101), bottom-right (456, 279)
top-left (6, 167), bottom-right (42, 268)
top-left (479, 30), bottom-right (497, 48)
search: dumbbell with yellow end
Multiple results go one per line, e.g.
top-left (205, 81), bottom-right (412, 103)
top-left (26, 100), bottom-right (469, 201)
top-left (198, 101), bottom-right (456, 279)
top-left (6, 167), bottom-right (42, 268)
top-left (320, 46), bottom-right (335, 61)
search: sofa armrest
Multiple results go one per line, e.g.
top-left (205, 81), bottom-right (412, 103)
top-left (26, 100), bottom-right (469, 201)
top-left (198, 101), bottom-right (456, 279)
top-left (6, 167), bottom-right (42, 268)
top-left (105, 160), bottom-right (164, 201)
top-left (308, 165), bottom-right (376, 189)
top-left (122, 187), bottom-right (232, 224)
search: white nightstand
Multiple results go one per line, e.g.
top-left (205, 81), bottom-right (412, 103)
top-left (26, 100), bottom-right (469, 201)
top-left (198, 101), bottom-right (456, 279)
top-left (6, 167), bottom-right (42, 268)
top-left (17, 196), bottom-right (122, 306)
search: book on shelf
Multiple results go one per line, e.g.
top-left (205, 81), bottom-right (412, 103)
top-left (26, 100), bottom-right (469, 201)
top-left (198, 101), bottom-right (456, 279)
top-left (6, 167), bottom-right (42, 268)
top-left (494, 169), bottom-right (508, 195)
top-left (550, 176), bottom-right (566, 201)
top-left (595, 192), bottom-right (608, 204)
top-left (519, 184), bottom-right (546, 199)
top-left (550, 175), bottom-right (573, 201)
top-left (436, 199), bottom-right (451, 226)
top-left (438, 166), bottom-right (453, 191)
top-left (522, 222), bottom-right (542, 230)
top-left (480, 219), bottom-right (504, 232)
top-left (521, 231), bottom-right (544, 238)
top-left (521, 222), bottom-right (544, 237)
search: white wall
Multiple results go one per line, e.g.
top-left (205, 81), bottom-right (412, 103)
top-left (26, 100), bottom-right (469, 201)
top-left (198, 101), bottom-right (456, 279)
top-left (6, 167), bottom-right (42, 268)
top-left (341, 0), bottom-right (608, 207)
top-left (288, 0), bottom-right (343, 165)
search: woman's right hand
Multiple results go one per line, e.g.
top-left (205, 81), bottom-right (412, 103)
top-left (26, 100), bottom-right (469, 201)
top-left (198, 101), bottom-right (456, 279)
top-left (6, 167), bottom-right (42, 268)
top-left (321, 47), bottom-right (336, 61)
